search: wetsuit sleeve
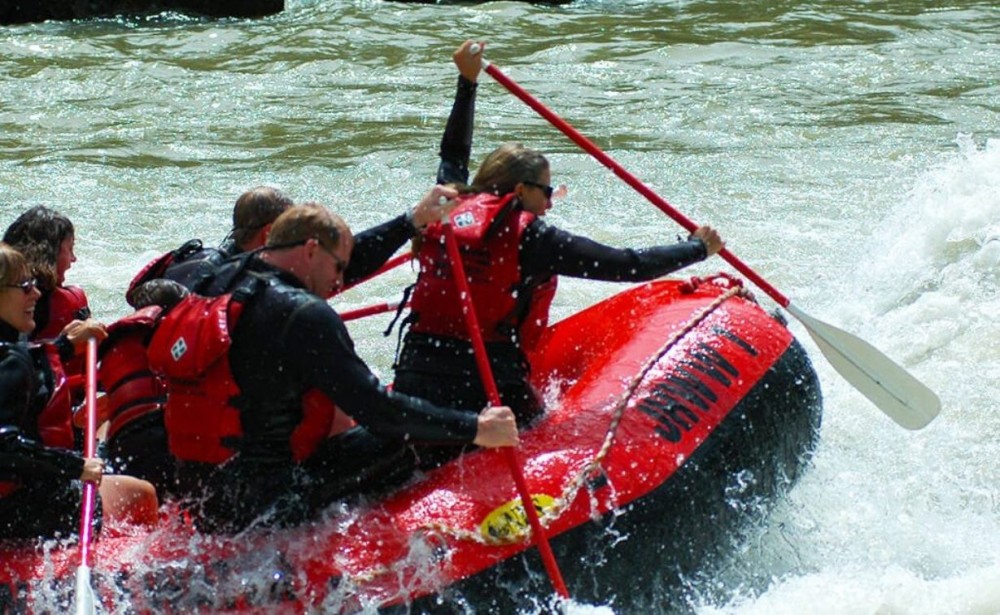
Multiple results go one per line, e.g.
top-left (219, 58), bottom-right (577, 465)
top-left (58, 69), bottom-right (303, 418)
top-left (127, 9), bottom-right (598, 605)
top-left (343, 214), bottom-right (414, 285)
top-left (436, 75), bottom-right (477, 186)
top-left (0, 350), bottom-right (29, 429)
top-left (520, 219), bottom-right (708, 281)
top-left (341, 76), bottom-right (477, 286)
top-left (289, 300), bottom-right (479, 444)
top-left (0, 429), bottom-right (85, 480)
top-left (0, 351), bottom-right (84, 481)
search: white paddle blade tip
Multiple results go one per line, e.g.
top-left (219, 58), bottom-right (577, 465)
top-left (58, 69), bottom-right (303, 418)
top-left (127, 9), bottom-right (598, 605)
top-left (75, 566), bottom-right (97, 615)
top-left (786, 302), bottom-right (942, 430)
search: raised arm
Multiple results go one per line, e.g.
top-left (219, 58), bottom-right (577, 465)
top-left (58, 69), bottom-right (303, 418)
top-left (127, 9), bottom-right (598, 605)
top-left (436, 40), bottom-right (483, 187)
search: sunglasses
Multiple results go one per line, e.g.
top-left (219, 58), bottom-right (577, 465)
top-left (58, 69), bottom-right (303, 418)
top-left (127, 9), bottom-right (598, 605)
top-left (4, 278), bottom-right (37, 293)
top-left (523, 181), bottom-right (568, 200)
top-left (315, 239), bottom-right (348, 274)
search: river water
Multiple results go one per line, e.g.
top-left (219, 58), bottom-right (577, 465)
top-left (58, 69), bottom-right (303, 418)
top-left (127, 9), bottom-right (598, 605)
top-left (1, 1), bottom-right (998, 613)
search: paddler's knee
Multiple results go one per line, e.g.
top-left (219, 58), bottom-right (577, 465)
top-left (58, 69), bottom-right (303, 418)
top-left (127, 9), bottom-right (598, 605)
top-left (99, 475), bottom-right (160, 527)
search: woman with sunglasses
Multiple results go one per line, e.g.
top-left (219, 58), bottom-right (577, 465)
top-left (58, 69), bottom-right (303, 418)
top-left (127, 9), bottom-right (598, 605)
top-left (391, 41), bottom-right (724, 465)
top-left (0, 242), bottom-right (158, 540)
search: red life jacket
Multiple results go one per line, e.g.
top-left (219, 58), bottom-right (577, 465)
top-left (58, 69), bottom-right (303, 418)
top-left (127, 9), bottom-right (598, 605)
top-left (35, 285), bottom-right (89, 341)
top-left (409, 192), bottom-right (555, 350)
top-left (147, 292), bottom-right (245, 465)
top-left (127, 239), bottom-right (214, 295)
top-left (35, 343), bottom-right (74, 450)
top-left (294, 389), bottom-right (355, 462)
top-left (520, 274), bottom-right (557, 353)
top-left (35, 285), bottom-right (89, 391)
top-left (147, 287), bottom-right (353, 465)
top-left (99, 306), bottom-right (166, 443)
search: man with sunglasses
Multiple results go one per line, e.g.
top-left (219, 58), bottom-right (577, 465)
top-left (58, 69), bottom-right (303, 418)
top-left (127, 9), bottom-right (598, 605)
top-left (146, 189), bottom-right (518, 533)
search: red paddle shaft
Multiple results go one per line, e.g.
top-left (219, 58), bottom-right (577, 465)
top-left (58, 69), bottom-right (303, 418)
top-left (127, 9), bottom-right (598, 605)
top-left (440, 219), bottom-right (570, 599)
top-left (481, 61), bottom-right (790, 308)
top-left (342, 251), bottom-right (413, 292)
top-left (340, 301), bottom-right (406, 322)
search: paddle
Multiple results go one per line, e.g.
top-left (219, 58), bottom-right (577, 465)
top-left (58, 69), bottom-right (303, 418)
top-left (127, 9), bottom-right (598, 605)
top-left (472, 46), bottom-right (940, 430)
top-left (340, 300), bottom-right (407, 322)
top-left (439, 210), bottom-right (571, 598)
top-left (342, 251), bottom-right (413, 292)
top-left (75, 337), bottom-right (99, 615)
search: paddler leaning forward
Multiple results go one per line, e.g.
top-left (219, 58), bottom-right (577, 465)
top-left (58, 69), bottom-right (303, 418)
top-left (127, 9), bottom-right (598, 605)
top-left (146, 186), bottom-right (519, 533)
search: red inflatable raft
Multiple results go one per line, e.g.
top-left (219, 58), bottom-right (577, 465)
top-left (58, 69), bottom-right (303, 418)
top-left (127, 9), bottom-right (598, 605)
top-left (0, 274), bottom-right (821, 613)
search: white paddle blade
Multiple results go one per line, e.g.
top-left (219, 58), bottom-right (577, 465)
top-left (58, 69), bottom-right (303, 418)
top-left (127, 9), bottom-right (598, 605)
top-left (75, 566), bottom-right (96, 615)
top-left (785, 302), bottom-right (941, 430)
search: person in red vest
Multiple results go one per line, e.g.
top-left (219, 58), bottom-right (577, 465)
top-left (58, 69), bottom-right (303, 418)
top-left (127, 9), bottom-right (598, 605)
top-left (127, 185), bottom-right (296, 299)
top-left (2, 205), bottom-right (105, 359)
top-left (3, 206), bottom-right (107, 448)
top-left (0, 243), bottom-right (157, 540)
top-left (391, 41), bottom-right (725, 466)
top-left (97, 278), bottom-right (190, 498)
top-left (146, 194), bottom-right (518, 533)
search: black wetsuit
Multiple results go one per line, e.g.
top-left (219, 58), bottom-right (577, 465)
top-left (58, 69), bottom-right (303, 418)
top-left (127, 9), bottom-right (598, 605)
top-left (127, 213), bottom-right (419, 509)
top-left (0, 320), bottom-right (99, 540)
top-left (186, 256), bottom-right (479, 533)
top-left (393, 76), bottom-right (708, 461)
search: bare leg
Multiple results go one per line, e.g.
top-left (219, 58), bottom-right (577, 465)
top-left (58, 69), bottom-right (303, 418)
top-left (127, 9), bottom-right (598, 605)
top-left (98, 475), bottom-right (159, 528)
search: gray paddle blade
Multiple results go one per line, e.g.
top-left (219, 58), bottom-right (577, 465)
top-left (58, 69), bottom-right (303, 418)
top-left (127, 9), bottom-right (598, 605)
top-left (786, 302), bottom-right (941, 430)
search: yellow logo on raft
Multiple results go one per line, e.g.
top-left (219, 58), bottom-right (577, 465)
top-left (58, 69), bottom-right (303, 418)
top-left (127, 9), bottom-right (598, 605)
top-left (480, 494), bottom-right (555, 542)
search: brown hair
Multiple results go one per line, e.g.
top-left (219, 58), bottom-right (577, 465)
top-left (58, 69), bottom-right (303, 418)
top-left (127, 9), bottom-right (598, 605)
top-left (470, 142), bottom-right (549, 196)
top-left (266, 202), bottom-right (350, 253)
top-left (2, 206), bottom-right (73, 291)
top-left (0, 242), bottom-right (31, 288)
top-left (231, 186), bottom-right (294, 249)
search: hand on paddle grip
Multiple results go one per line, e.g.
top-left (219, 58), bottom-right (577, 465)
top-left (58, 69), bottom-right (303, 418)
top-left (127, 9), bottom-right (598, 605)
top-left (410, 185), bottom-right (459, 230)
top-left (473, 405), bottom-right (519, 448)
top-left (455, 40), bottom-right (484, 82)
top-left (690, 225), bottom-right (725, 257)
top-left (62, 318), bottom-right (108, 356)
top-left (80, 457), bottom-right (104, 485)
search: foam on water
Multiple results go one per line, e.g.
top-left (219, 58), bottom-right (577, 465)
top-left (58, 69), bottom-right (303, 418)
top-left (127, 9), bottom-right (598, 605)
top-left (695, 136), bottom-right (1000, 614)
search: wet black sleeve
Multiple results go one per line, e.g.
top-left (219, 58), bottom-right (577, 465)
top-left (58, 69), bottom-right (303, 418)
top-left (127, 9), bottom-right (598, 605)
top-left (342, 77), bottom-right (477, 285)
top-left (0, 352), bottom-right (84, 481)
top-left (436, 76), bottom-right (477, 187)
top-left (288, 300), bottom-right (479, 444)
top-left (0, 350), bottom-right (29, 430)
top-left (0, 429), bottom-right (85, 480)
top-left (344, 215), bottom-right (414, 285)
top-left (520, 219), bottom-right (708, 281)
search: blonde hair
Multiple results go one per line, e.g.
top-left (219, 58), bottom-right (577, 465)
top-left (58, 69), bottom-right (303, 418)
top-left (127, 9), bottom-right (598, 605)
top-left (0, 242), bottom-right (30, 287)
top-left (470, 142), bottom-right (549, 196)
top-left (266, 202), bottom-right (350, 252)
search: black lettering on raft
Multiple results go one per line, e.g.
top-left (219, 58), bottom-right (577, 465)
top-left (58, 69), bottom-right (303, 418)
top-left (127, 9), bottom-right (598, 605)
top-left (635, 327), bottom-right (759, 444)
